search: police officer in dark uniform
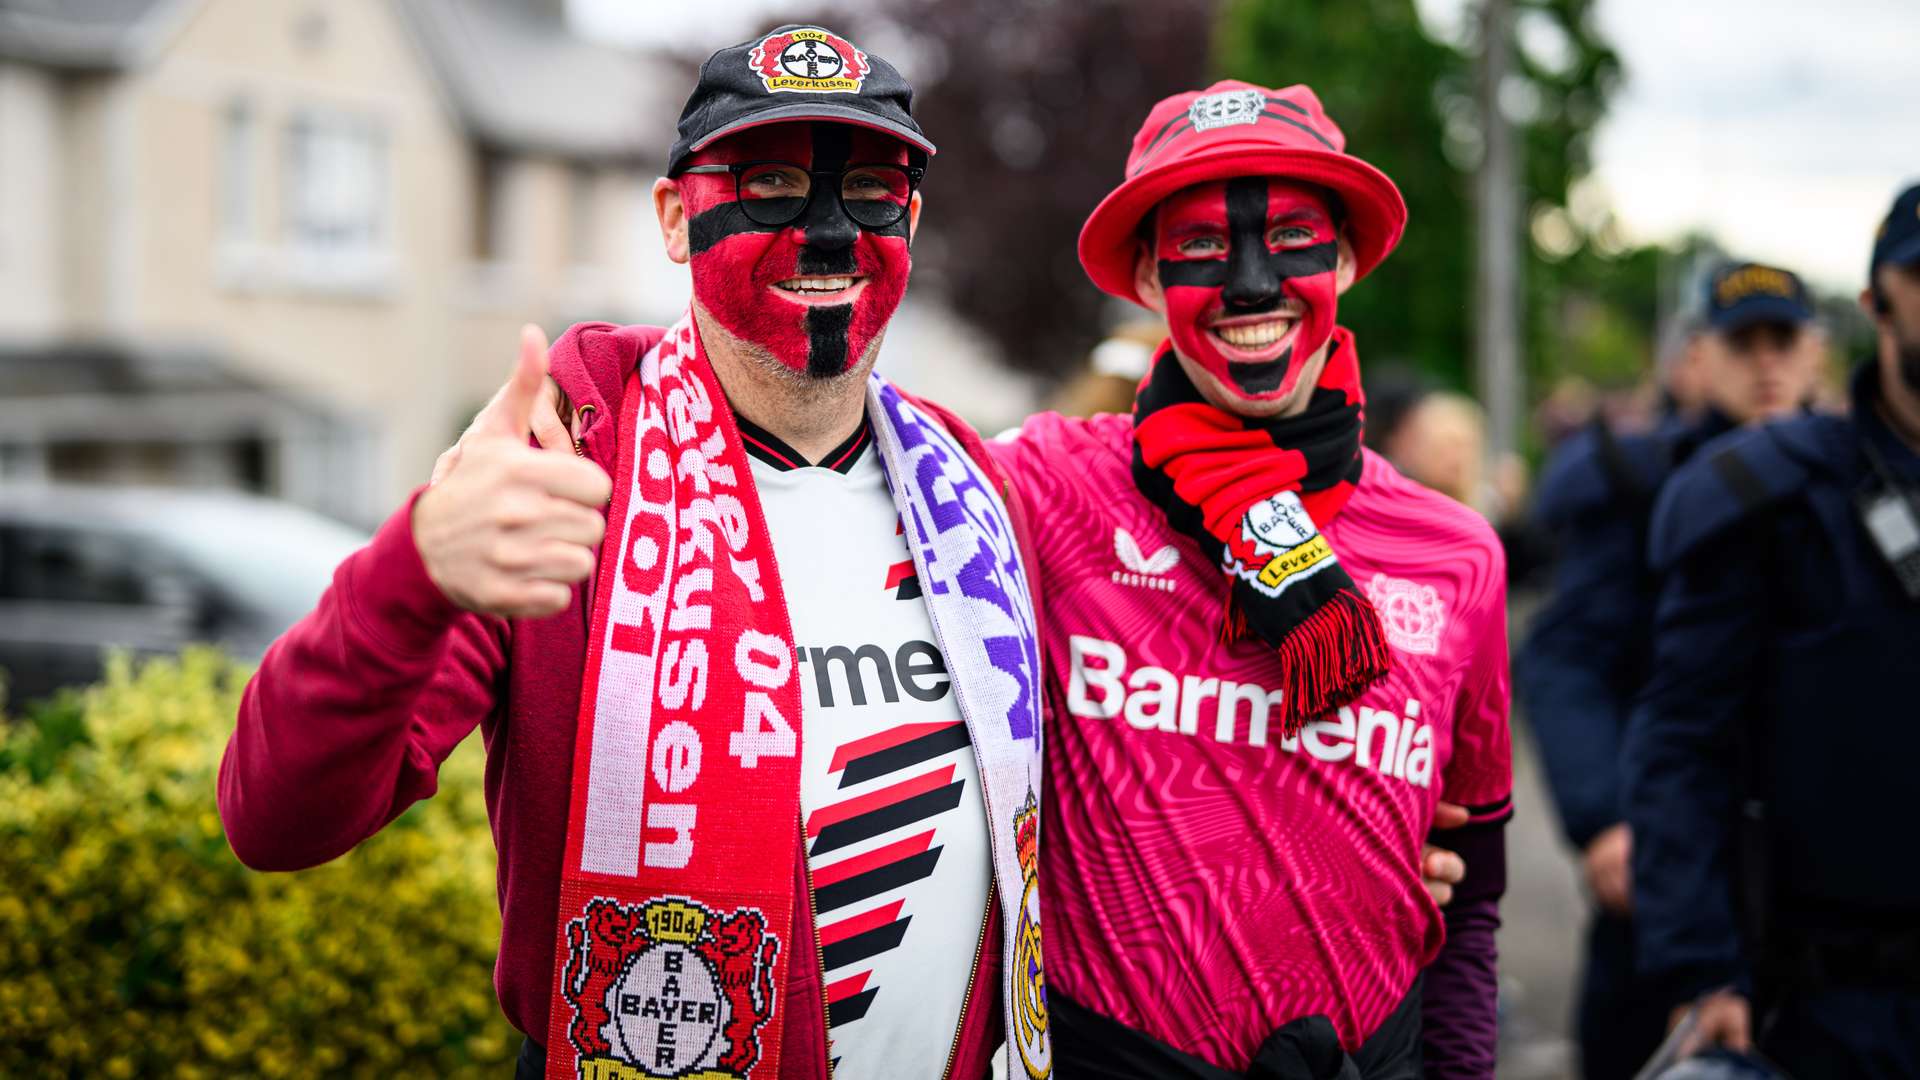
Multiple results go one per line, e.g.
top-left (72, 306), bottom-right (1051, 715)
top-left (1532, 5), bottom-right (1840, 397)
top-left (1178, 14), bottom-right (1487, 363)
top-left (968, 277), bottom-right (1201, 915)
top-left (1624, 185), bottom-right (1920, 1077)
top-left (1520, 262), bottom-right (1825, 1080)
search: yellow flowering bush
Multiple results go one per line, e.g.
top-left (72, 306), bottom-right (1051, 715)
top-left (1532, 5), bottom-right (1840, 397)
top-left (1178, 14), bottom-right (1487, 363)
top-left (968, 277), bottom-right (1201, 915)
top-left (0, 650), bottom-right (518, 1077)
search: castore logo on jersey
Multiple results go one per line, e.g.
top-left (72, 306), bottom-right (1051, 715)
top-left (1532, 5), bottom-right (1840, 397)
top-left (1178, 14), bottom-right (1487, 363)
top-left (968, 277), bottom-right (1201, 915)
top-left (1112, 527), bottom-right (1179, 592)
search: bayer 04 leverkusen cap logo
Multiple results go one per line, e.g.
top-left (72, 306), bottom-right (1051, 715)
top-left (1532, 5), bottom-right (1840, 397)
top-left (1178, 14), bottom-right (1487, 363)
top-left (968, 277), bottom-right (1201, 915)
top-left (748, 27), bottom-right (872, 95)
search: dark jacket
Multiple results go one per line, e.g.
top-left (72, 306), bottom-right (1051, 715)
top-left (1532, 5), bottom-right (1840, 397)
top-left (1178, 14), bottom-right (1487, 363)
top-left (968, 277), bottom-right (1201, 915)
top-left (1518, 410), bottom-right (1732, 848)
top-left (1623, 364), bottom-right (1920, 1006)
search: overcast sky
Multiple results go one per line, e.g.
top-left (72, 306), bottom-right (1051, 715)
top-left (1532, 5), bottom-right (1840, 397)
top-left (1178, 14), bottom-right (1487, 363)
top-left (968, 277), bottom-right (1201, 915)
top-left (572, 0), bottom-right (1920, 292)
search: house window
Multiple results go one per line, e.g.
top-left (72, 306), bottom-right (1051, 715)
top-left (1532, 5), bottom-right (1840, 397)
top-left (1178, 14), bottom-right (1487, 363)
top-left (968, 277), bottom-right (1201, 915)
top-left (220, 99), bottom-right (255, 240)
top-left (283, 110), bottom-right (388, 264)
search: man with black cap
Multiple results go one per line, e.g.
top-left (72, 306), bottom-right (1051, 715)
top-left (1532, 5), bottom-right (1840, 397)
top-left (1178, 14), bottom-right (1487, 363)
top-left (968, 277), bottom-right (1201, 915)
top-left (993, 81), bottom-right (1512, 1079)
top-left (1624, 185), bottom-right (1920, 1076)
top-left (1518, 260), bottom-right (1823, 1079)
top-left (221, 26), bottom-right (1052, 1080)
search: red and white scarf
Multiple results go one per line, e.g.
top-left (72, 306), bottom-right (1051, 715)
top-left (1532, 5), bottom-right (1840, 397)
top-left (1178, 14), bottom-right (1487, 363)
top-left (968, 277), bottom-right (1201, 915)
top-left (543, 315), bottom-right (1052, 1080)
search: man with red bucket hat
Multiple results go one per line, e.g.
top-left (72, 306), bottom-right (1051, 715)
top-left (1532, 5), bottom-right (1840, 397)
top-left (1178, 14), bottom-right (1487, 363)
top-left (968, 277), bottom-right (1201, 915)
top-left (992, 81), bottom-right (1512, 1078)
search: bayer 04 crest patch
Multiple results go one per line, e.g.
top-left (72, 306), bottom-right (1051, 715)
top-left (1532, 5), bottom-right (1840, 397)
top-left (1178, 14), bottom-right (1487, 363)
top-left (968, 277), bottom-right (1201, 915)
top-left (561, 896), bottom-right (779, 1080)
top-left (1241, 491), bottom-right (1336, 597)
top-left (747, 27), bottom-right (871, 95)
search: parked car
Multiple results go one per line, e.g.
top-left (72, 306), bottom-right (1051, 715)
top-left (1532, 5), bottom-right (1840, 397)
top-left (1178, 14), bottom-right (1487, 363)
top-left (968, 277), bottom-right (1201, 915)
top-left (0, 486), bottom-right (368, 707)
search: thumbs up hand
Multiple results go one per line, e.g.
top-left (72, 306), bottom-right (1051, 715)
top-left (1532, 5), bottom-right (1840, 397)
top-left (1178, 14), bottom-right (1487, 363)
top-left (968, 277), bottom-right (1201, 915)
top-left (412, 325), bottom-right (612, 618)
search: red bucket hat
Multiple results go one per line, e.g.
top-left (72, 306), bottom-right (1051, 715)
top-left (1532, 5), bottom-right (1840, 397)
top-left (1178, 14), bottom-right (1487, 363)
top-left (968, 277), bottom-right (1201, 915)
top-left (1078, 81), bottom-right (1408, 305)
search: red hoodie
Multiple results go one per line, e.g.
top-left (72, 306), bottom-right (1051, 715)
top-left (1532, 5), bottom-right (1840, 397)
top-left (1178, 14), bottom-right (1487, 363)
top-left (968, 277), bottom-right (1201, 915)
top-left (218, 323), bottom-right (1028, 1080)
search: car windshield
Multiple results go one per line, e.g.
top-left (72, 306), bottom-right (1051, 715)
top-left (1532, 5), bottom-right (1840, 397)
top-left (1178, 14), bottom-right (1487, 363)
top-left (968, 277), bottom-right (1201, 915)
top-left (136, 498), bottom-right (368, 625)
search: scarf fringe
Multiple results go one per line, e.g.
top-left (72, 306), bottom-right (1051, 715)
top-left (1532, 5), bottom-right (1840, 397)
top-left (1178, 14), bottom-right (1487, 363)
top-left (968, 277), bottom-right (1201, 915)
top-left (1225, 586), bottom-right (1392, 739)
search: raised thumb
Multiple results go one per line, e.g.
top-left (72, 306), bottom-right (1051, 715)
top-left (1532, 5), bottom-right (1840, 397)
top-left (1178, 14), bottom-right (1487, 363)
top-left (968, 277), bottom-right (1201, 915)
top-left (474, 324), bottom-right (551, 439)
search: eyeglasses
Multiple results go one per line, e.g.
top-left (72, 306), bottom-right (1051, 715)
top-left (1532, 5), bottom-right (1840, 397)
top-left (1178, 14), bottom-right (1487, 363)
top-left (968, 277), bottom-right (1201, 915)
top-left (679, 161), bottom-right (924, 230)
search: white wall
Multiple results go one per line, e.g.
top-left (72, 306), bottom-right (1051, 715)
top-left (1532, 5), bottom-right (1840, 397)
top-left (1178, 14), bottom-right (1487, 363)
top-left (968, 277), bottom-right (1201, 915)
top-left (0, 62), bottom-right (63, 338)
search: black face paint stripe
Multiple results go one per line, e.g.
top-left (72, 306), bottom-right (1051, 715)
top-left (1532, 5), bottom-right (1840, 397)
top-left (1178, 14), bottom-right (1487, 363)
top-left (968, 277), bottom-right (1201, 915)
top-left (799, 244), bottom-right (859, 275)
top-left (797, 123), bottom-right (859, 260)
top-left (811, 121), bottom-right (852, 170)
top-left (805, 303), bottom-right (853, 377)
top-left (1222, 177), bottom-right (1282, 309)
top-left (1228, 347), bottom-right (1294, 394)
top-left (688, 199), bottom-right (797, 255)
top-left (1158, 240), bottom-right (1338, 288)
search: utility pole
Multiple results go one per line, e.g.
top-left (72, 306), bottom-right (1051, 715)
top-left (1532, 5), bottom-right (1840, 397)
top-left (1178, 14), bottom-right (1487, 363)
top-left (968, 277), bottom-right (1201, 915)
top-left (1476, 0), bottom-right (1522, 457)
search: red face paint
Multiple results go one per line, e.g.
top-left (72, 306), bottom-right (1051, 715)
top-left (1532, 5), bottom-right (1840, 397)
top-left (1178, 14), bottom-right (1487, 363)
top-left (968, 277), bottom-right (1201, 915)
top-left (680, 122), bottom-right (913, 377)
top-left (1153, 177), bottom-right (1340, 401)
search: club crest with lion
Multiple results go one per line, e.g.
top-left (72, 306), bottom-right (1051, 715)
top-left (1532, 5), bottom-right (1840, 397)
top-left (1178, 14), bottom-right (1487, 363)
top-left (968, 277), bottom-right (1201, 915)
top-left (1012, 789), bottom-right (1051, 1078)
top-left (562, 896), bottom-right (779, 1080)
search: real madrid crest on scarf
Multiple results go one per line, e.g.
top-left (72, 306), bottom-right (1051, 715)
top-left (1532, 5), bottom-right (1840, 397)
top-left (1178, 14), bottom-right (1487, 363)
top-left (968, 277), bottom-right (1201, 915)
top-left (1009, 790), bottom-right (1050, 1078)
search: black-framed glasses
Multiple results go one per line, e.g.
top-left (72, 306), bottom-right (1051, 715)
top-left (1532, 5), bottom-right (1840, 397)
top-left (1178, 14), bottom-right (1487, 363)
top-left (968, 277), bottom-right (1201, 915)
top-left (680, 161), bottom-right (924, 230)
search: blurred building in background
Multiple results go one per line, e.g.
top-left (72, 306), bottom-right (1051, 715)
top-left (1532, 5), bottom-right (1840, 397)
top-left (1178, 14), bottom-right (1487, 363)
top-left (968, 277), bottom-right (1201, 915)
top-left (0, 0), bottom-right (679, 524)
top-left (0, 0), bottom-right (1033, 524)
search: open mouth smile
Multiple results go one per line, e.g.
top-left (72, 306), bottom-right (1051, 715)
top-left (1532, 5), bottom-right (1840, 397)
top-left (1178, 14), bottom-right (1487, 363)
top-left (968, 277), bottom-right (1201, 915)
top-left (772, 275), bottom-right (867, 305)
top-left (1208, 312), bottom-right (1300, 363)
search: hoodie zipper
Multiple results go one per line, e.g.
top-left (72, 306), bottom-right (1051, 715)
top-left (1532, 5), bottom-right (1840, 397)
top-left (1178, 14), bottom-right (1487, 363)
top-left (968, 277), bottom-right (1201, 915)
top-left (938, 878), bottom-right (996, 1080)
top-left (800, 815), bottom-right (834, 1078)
top-left (571, 403), bottom-right (598, 457)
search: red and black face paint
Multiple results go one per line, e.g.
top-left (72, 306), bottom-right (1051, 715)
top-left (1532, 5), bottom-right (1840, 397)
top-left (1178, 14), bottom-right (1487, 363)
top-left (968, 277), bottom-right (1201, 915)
top-left (1153, 177), bottom-right (1340, 402)
top-left (681, 122), bottom-right (913, 378)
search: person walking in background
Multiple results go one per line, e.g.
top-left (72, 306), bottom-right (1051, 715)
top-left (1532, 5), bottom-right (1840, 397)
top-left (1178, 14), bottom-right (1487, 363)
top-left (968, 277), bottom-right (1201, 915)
top-left (1050, 320), bottom-right (1166, 418)
top-left (1366, 376), bottom-right (1542, 582)
top-left (219, 28), bottom-right (1051, 1080)
top-left (1622, 186), bottom-right (1920, 1076)
top-left (993, 81), bottom-right (1511, 1079)
top-left (1517, 261), bottom-right (1825, 1079)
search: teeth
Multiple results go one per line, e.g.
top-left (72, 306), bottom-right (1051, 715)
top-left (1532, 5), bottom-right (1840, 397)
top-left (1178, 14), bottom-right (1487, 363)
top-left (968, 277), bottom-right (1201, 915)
top-left (1214, 320), bottom-right (1290, 348)
top-left (777, 277), bottom-right (855, 293)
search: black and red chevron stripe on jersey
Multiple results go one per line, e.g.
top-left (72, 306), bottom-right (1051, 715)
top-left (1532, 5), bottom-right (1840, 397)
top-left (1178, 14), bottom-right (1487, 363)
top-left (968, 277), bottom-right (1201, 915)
top-left (805, 720), bottom-right (978, 1030)
top-left (748, 445), bottom-right (991, 1079)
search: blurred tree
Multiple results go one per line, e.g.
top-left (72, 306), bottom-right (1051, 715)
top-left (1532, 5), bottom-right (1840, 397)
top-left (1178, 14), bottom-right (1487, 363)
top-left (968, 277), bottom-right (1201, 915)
top-left (857, 0), bottom-right (1221, 378)
top-left (1216, 0), bottom-right (1629, 409)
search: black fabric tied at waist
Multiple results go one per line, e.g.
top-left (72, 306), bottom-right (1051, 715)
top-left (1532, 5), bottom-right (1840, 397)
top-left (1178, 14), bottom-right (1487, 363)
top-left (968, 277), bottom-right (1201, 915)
top-left (1048, 979), bottom-right (1423, 1080)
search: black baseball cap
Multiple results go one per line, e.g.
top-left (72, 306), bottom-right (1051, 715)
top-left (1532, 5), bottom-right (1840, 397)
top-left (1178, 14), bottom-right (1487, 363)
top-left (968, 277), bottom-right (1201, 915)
top-left (1704, 261), bottom-right (1813, 333)
top-left (667, 25), bottom-right (935, 175)
top-left (1870, 183), bottom-right (1920, 280)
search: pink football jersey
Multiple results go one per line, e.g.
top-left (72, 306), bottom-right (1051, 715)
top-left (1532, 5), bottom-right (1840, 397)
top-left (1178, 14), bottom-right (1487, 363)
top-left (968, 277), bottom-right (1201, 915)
top-left (992, 411), bottom-right (1512, 1067)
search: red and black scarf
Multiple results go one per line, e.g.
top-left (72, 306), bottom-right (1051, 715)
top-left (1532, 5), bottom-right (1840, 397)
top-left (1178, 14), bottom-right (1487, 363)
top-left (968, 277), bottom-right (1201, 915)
top-left (1131, 327), bottom-right (1390, 736)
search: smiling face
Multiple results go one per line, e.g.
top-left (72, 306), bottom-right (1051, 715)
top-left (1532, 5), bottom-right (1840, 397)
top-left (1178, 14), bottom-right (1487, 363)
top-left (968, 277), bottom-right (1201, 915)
top-left (1135, 177), bottom-right (1349, 412)
top-left (675, 121), bottom-right (915, 378)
